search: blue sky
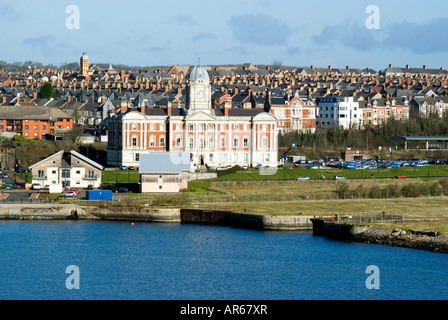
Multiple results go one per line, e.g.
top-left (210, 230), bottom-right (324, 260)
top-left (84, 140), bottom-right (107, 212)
top-left (1, 0), bottom-right (447, 70)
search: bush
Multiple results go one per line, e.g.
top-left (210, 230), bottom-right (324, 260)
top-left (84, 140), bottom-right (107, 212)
top-left (335, 182), bottom-right (350, 199)
top-left (217, 165), bottom-right (242, 177)
top-left (401, 184), bottom-right (429, 198)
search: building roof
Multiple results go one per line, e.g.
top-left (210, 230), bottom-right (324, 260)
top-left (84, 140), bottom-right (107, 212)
top-left (139, 152), bottom-right (190, 174)
top-left (189, 65), bottom-right (210, 82)
top-left (70, 150), bottom-right (104, 170)
top-left (390, 136), bottom-right (448, 141)
top-left (0, 106), bottom-right (72, 120)
top-left (29, 150), bottom-right (64, 169)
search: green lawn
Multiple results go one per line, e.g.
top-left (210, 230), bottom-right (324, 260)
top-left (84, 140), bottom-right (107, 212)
top-left (101, 170), bottom-right (140, 183)
top-left (17, 165), bottom-right (448, 185)
top-left (215, 165), bottom-right (448, 181)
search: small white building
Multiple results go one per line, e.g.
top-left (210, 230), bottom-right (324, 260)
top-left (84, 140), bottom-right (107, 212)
top-left (139, 152), bottom-right (190, 193)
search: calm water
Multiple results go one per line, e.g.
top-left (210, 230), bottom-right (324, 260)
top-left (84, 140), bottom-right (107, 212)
top-left (0, 220), bottom-right (446, 300)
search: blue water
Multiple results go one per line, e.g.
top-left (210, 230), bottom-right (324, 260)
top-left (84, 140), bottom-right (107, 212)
top-left (0, 220), bottom-right (446, 300)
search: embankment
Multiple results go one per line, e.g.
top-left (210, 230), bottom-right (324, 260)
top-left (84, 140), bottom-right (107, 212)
top-left (0, 204), bottom-right (312, 230)
top-left (180, 208), bottom-right (312, 230)
top-left (0, 204), bottom-right (181, 223)
top-left (311, 219), bottom-right (448, 254)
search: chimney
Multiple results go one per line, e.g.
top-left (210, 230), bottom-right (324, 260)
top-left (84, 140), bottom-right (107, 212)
top-left (389, 64), bottom-right (392, 68)
top-left (224, 101), bottom-right (231, 116)
top-left (423, 65), bottom-right (427, 70)
top-left (1, 96), bottom-right (5, 104)
top-left (67, 96), bottom-right (71, 102)
top-left (101, 96), bottom-right (106, 104)
top-left (167, 101), bottom-right (172, 116)
top-left (33, 92), bottom-right (37, 99)
top-left (406, 64), bottom-right (410, 70)
top-left (177, 87), bottom-right (182, 95)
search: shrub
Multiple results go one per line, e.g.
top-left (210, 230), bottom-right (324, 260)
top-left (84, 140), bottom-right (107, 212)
top-left (217, 165), bottom-right (242, 177)
top-left (335, 182), bottom-right (350, 199)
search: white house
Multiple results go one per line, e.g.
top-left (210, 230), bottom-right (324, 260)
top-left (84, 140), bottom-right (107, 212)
top-left (29, 150), bottom-right (103, 189)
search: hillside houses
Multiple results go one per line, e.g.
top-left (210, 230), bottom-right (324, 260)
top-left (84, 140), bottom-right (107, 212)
top-left (0, 54), bottom-right (446, 141)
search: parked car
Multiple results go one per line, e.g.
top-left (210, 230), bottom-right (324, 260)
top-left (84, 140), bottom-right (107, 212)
top-left (333, 175), bottom-right (346, 180)
top-left (119, 166), bottom-right (127, 170)
top-left (296, 176), bottom-right (310, 181)
top-left (5, 183), bottom-right (20, 189)
top-left (115, 187), bottom-right (129, 193)
top-left (2, 173), bottom-right (8, 178)
top-left (395, 174), bottom-right (407, 179)
top-left (256, 164), bottom-right (263, 169)
top-left (68, 188), bottom-right (80, 194)
top-left (62, 191), bottom-right (77, 197)
top-left (32, 183), bottom-right (42, 190)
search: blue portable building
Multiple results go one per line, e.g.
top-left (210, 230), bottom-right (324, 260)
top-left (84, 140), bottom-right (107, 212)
top-left (87, 190), bottom-right (112, 200)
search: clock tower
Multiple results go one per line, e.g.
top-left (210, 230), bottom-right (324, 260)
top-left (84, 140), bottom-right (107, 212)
top-left (187, 65), bottom-right (212, 113)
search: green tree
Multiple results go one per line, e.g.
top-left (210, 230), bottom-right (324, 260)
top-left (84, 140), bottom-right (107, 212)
top-left (10, 135), bottom-right (26, 148)
top-left (38, 82), bottom-right (56, 99)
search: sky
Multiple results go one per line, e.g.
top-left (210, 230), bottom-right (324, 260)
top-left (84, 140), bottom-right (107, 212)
top-left (1, 0), bottom-right (447, 71)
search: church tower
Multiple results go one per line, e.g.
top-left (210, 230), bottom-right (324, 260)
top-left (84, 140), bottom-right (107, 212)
top-left (187, 65), bottom-right (212, 113)
top-left (80, 52), bottom-right (89, 76)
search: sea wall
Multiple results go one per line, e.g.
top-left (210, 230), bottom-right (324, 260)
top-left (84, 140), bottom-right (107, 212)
top-left (0, 204), bottom-right (181, 223)
top-left (311, 219), bottom-right (448, 254)
top-left (181, 208), bottom-right (312, 230)
top-left (0, 204), bottom-right (93, 220)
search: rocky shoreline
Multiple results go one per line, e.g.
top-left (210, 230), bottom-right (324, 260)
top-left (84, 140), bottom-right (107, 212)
top-left (352, 227), bottom-right (448, 254)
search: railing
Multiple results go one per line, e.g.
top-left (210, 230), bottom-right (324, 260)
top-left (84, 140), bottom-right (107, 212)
top-left (32, 175), bottom-right (47, 180)
top-left (84, 175), bottom-right (98, 180)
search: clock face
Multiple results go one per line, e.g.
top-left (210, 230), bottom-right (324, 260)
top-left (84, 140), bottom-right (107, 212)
top-left (196, 90), bottom-right (204, 98)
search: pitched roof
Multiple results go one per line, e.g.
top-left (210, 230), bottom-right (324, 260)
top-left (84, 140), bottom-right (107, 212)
top-left (0, 106), bottom-right (72, 120)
